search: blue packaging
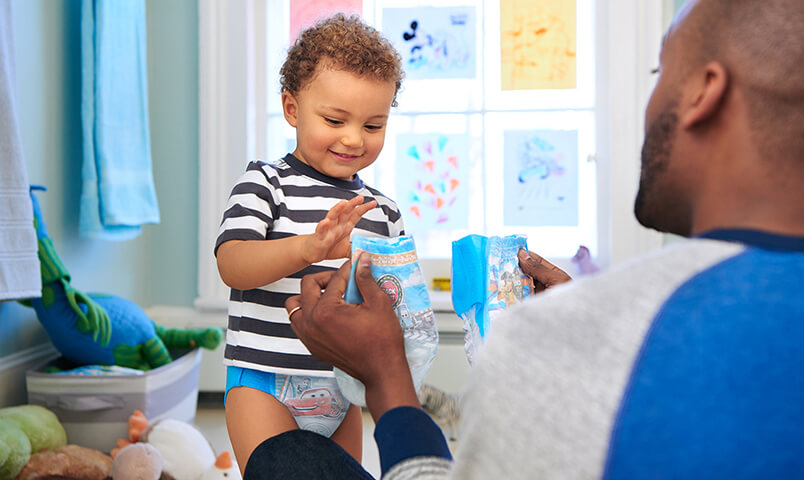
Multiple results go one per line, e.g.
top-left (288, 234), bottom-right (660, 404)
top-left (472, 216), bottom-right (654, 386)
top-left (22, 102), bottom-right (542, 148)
top-left (451, 234), bottom-right (533, 363)
top-left (339, 235), bottom-right (438, 406)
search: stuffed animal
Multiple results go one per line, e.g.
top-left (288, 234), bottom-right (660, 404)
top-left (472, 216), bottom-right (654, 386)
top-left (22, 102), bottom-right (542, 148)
top-left (0, 418), bottom-right (29, 480)
top-left (15, 444), bottom-right (113, 480)
top-left (22, 186), bottom-right (223, 370)
top-left (111, 443), bottom-right (164, 480)
top-left (0, 405), bottom-right (68, 480)
top-left (112, 410), bottom-right (240, 480)
top-left (571, 245), bottom-right (600, 275)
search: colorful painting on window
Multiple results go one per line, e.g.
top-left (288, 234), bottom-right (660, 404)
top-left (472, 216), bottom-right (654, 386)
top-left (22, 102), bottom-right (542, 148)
top-left (503, 129), bottom-right (579, 226)
top-left (500, 0), bottom-right (576, 90)
top-left (382, 6), bottom-right (477, 80)
top-left (396, 134), bottom-right (470, 232)
top-left (290, 0), bottom-right (362, 42)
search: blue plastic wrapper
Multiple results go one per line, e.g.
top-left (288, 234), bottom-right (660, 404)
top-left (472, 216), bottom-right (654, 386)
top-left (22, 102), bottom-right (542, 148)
top-left (339, 235), bottom-right (439, 406)
top-left (451, 234), bottom-right (533, 364)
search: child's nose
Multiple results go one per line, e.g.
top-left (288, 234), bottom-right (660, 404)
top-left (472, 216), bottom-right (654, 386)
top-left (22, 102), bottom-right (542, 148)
top-left (341, 128), bottom-right (364, 148)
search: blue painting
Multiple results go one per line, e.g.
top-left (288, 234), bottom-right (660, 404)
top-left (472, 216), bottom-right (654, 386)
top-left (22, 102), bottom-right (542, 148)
top-left (396, 133), bottom-right (470, 232)
top-left (382, 6), bottom-right (477, 80)
top-left (503, 130), bottom-right (579, 226)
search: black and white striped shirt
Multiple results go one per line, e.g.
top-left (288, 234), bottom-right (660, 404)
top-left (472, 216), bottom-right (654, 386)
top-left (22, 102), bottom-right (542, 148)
top-left (215, 154), bottom-right (405, 376)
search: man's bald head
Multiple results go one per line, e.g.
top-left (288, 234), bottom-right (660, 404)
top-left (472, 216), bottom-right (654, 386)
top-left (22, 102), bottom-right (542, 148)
top-left (676, 0), bottom-right (804, 159)
top-left (635, 0), bottom-right (804, 236)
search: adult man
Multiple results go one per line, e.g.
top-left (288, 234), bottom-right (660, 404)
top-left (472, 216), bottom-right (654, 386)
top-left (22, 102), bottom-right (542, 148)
top-left (246, 0), bottom-right (804, 477)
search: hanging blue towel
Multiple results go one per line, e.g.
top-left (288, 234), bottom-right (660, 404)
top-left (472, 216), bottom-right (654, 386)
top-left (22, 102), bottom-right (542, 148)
top-left (80, 0), bottom-right (159, 240)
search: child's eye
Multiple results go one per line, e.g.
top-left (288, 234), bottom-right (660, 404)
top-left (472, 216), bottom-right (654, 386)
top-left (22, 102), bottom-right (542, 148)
top-left (365, 124), bottom-right (383, 131)
top-left (324, 117), bottom-right (343, 125)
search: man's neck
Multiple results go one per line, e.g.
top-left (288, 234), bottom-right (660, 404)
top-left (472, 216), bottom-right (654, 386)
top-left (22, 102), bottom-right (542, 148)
top-left (691, 183), bottom-right (804, 238)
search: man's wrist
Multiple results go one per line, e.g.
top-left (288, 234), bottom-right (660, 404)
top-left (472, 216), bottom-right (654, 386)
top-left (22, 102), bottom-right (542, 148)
top-left (364, 364), bottom-right (420, 422)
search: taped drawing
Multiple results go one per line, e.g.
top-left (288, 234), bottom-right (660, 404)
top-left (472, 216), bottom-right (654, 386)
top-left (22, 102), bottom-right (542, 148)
top-left (290, 0), bottom-right (362, 41)
top-left (382, 6), bottom-right (477, 80)
top-left (396, 134), bottom-right (470, 232)
top-left (500, 0), bottom-right (576, 90)
top-left (503, 129), bottom-right (579, 226)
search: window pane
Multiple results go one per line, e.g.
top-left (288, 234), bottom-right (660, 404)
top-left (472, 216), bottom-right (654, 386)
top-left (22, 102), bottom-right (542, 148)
top-left (261, 0), bottom-right (600, 261)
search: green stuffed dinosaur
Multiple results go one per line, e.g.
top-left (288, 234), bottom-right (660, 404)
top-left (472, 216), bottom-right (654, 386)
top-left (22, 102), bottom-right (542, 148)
top-left (0, 405), bottom-right (67, 480)
top-left (23, 186), bottom-right (222, 370)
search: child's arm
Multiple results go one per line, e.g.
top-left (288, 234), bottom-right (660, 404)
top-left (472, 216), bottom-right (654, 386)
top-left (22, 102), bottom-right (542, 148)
top-left (217, 196), bottom-right (377, 290)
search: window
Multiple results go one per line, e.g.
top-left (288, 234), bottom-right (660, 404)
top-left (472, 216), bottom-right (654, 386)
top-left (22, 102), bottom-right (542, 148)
top-left (197, 0), bottom-right (666, 310)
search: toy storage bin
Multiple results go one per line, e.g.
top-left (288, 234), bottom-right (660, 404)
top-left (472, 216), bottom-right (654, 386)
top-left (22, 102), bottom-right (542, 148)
top-left (26, 348), bottom-right (201, 452)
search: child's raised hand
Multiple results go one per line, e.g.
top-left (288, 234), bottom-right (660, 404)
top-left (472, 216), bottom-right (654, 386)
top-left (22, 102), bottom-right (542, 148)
top-left (303, 196), bottom-right (377, 263)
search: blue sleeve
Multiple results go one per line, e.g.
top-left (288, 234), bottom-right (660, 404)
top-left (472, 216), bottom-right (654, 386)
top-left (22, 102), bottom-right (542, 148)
top-left (373, 406), bottom-right (453, 475)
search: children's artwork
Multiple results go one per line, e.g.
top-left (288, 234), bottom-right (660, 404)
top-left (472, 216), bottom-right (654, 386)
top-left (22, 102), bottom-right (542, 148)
top-left (503, 129), bottom-right (579, 226)
top-left (382, 6), bottom-right (477, 80)
top-left (500, 0), bottom-right (577, 90)
top-left (289, 0), bottom-right (362, 42)
top-left (396, 133), bottom-right (470, 232)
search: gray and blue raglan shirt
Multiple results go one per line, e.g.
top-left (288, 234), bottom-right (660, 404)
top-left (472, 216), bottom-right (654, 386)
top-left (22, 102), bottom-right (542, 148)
top-left (375, 230), bottom-right (804, 479)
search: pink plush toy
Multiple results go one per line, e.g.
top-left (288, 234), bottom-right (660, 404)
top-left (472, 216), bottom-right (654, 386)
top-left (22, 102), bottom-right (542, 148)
top-left (111, 443), bottom-right (163, 480)
top-left (571, 245), bottom-right (600, 275)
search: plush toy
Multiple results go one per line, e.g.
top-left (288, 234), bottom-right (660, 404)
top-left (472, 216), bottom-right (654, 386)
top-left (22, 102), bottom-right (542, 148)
top-left (571, 245), bottom-right (600, 275)
top-left (22, 186), bottom-right (223, 370)
top-left (15, 444), bottom-right (113, 480)
top-left (0, 405), bottom-right (67, 480)
top-left (112, 410), bottom-right (240, 480)
top-left (111, 443), bottom-right (164, 480)
top-left (0, 418), bottom-right (29, 480)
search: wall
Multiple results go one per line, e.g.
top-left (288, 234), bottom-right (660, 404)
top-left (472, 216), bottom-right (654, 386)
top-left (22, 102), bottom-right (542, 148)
top-left (0, 0), bottom-right (199, 406)
top-left (146, 0), bottom-right (199, 307)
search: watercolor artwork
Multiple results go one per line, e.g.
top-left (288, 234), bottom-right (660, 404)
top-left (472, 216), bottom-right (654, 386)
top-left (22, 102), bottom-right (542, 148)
top-left (289, 0), bottom-right (362, 41)
top-left (503, 130), bottom-right (579, 226)
top-left (500, 0), bottom-right (576, 90)
top-left (382, 6), bottom-right (477, 80)
top-left (396, 134), bottom-right (470, 232)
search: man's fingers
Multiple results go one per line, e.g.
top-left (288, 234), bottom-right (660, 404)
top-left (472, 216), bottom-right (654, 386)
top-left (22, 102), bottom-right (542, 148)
top-left (285, 294), bottom-right (301, 315)
top-left (298, 270), bottom-right (335, 312)
top-left (517, 250), bottom-right (550, 277)
top-left (320, 259), bottom-right (352, 302)
top-left (518, 249), bottom-right (571, 288)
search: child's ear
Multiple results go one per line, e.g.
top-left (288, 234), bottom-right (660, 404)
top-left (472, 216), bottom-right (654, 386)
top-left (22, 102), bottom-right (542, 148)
top-left (282, 91), bottom-right (299, 127)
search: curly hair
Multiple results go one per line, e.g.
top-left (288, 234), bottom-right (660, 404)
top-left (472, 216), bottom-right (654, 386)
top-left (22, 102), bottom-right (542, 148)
top-left (280, 14), bottom-right (404, 107)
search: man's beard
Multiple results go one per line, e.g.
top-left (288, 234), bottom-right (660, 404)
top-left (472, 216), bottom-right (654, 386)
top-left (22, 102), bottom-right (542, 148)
top-left (634, 106), bottom-right (679, 230)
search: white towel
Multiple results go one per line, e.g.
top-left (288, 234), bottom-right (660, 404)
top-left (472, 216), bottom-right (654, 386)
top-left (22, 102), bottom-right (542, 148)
top-left (0, 0), bottom-right (41, 301)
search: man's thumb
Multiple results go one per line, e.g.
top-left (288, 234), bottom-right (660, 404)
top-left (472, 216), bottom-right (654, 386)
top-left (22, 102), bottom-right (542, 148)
top-left (354, 251), bottom-right (375, 289)
top-left (354, 252), bottom-right (385, 305)
top-left (518, 249), bottom-right (551, 281)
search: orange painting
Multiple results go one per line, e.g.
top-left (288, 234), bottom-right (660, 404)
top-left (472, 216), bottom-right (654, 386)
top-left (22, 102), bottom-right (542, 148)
top-left (500, 0), bottom-right (577, 90)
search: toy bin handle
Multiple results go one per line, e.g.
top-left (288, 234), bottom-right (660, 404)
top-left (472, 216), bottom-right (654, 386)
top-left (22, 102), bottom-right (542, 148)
top-left (29, 393), bottom-right (126, 411)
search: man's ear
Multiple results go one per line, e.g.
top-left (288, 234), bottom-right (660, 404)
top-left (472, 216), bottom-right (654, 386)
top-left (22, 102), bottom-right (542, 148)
top-left (282, 91), bottom-right (298, 127)
top-left (681, 61), bottom-right (729, 129)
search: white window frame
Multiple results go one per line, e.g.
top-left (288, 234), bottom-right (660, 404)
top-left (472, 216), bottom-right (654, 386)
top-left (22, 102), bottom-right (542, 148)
top-left (196, 0), bottom-right (664, 311)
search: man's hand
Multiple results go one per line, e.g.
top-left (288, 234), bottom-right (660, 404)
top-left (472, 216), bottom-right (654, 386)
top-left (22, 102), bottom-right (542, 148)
top-left (302, 196), bottom-right (377, 263)
top-left (285, 252), bottom-right (420, 421)
top-left (518, 249), bottom-right (572, 293)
